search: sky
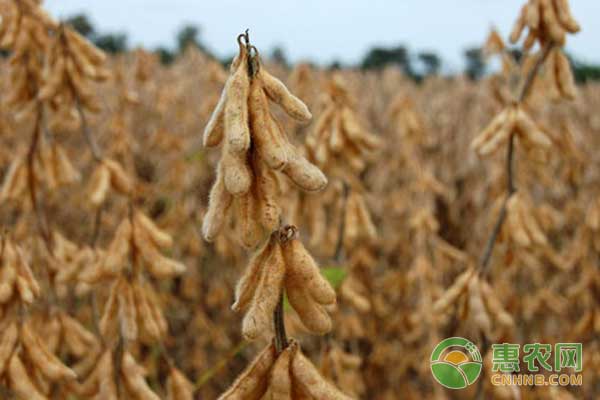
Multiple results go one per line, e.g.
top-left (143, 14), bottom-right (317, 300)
top-left (45, 0), bottom-right (600, 72)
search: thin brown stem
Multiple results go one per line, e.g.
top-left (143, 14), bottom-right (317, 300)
top-left (479, 42), bottom-right (554, 273)
top-left (273, 294), bottom-right (288, 354)
top-left (334, 182), bottom-right (350, 262)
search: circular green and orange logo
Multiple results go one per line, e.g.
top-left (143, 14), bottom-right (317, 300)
top-left (430, 337), bottom-right (482, 389)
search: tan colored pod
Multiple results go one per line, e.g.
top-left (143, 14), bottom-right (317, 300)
top-left (121, 351), bottom-right (161, 400)
top-left (515, 108), bottom-right (551, 148)
top-left (225, 45), bottom-right (251, 154)
top-left (554, 49), bottom-right (576, 99)
top-left (0, 157), bottom-right (27, 201)
top-left (21, 320), bottom-right (77, 381)
top-left (118, 282), bottom-right (138, 341)
top-left (249, 79), bottom-right (289, 170)
top-left (470, 109), bottom-right (509, 151)
top-left (218, 342), bottom-right (276, 400)
top-left (242, 238), bottom-right (286, 340)
top-left (468, 276), bottom-right (493, 337)
top-left (232, 238), bottom-right (273, 312)
top-left (202, 167), bottom-right (234, 242)
top-left (266, 341), bottom-right (296, 399)
top-left (253, 155), bottom-right (281, 231)
top-left (167, 367), bottom-right (195, 400)
top-left (282, 144), bottom-right (327, 192)
top-left (59, 313), bottom-right (97, 358)
top-left (133, 282), bottom-right (162, 340)
top-left (88, 162), bottom-right (111, 206)
top-left (222, 148), bottom-right (253, 196)
top-left (554, 0), bottom-right (580, 33)
top-left (291, 352), bottom-right (354, 400)
top-left (102, 219), bottom-right (132, 275)
top-left (237, 191), bottom-right (263, 249)
top-left (432, 269), bottom-right (474, 313)
top-left (0, 321), bottom-right (18, 376)
top-left (282, 238), bottom-right (336, 306)
top-left (0, 250), bottom-right (17, 303)
top-left (478, 116), bottom-right (514, 156)
top-left (134, 210), bottom-right (173, 248)
top-left (8, 353), bottom-right (49, 400)
top-left (525, 0), bottom-right (540, 29)
top-left (259, 68), bottom-right (312, 122)
top-left (136, 231), bottom-right (186, 278)
top-left (203, 81), bottom-right (227, 147)
top-left (104, 158), bottom-right (132, 195)
top-left (541, 0), bottom-right (565, 44)
top-left (506, 195), bottom-right (532, 247)
top-left (286, 281), bottom-right (332, 334)
top-left (510, 5), bottom-right (527, 43)
top-left (100, 279), bottom-right (121, 339)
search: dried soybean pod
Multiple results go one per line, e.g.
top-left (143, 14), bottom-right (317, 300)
top-left (233, 238), bottom-right (273, 312)
top-left (282, 144), bottom-right (327, 192)
top-left (203, 166), bottom-right (234, 242)
top-left (8, 353), bottom-right (48, 400)
top-left (478, 116), bottom-right (514, 156)
top-left (121, 352), bottom-right (161, 400)
top-left (282, 237), bottom-right (336, 305)
top-left (355, 193), bottom-right (377, 240)
top-left (285, 280), bottom-right (331, 334)
top-left (218, 342), bottom-right (276, 400)
top-left (136, 232), bottom-right (186, 278)
top-left (525, 0), bottom-right (540, 29)
top-left (329, 113), bottom-right (345, 153)
top-left (96, 350), bottom-right (118, 399)
top-left (225, 45), bottom-right (251, 154)
top-left (242, 238), bottom-right (286, 340)
top-left (59, 313), bottom-right (96, 357)
top-left (21, 321), bottom-right (77, 381)
top-left (267, 342), bottom-right (296, 399)
top-left (253, 155), bottom-right (281, 231)
top-left (133, 283), bottom-right (162, 340)
top-left (468, 276), bottom-right (493, 337)
top-left (506, 195), bottom-right (531, 246)
top-left (100, 279), bottom-right (120, 338)
top-left (0, 258), bottom-right (16, 302)
top-left (222, 147), bottom-right (253, 196)
top-left (237, 191), bottom-right (263, 249)
top-left (515, 108), bottom-right (551, 148)
top-left (118, 282), bottom-right (138, 341)
top-left (291, 352), bottom-right (353, 400)
top-left (249, 79), bottom-right (289, 170)
top-left (104, 158), bottom-right (132, 195)
top-left (203, 82), bottom-right (228, 147)
top-left (510, 5), bottom-right (527, 43)
top-left (432, 269), bottom-right (473, 312)
top-left (541, 0), bottom-right (565, 44)
top-left (519, 203), bottom-right (548, 246)
top-left (0, 321), bottom-right (18, 376)
top-left (554, 0), bottom-right (580, 32)
top-left (555, 49), bottom-right (576, 99)
top-left (134, 210), bottom-right (173, 248)
top-left (259, 68), bottom-right (312, 122)
top-left (167, 367), bottom-right (195, 400)
top-left (88, 162), bottom-right (110, 206)
top-left (470, 109), bottom-right (509, 151)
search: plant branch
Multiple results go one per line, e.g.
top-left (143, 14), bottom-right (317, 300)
top-left (273, 294), bottom-right (288, 354)
top-left (479, 42), bottom-right (555, 272)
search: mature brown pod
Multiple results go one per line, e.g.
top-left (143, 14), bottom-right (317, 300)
top-left (218, 342), bottom-right (277, 400)
top-left (242, 236), bottom-right (286, 340)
